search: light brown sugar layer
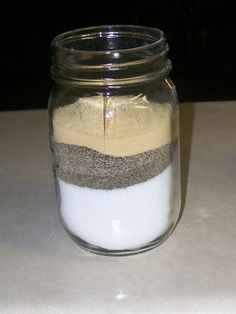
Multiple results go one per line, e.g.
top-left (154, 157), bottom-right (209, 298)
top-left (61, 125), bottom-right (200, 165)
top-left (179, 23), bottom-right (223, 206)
top-left (52, 95), bottom-right (173, 157)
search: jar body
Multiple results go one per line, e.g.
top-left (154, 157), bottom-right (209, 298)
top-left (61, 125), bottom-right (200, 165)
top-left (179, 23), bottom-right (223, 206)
top-left (49, 26), bottom-right (181, 256)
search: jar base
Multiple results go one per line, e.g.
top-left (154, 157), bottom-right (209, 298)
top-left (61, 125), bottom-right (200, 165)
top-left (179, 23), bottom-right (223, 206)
top-left (66, 223), bottom-right (176, 257)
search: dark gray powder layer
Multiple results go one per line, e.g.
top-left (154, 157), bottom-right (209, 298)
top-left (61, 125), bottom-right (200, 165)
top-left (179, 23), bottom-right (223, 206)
top-left (52, 142), bottom-right (173, 189)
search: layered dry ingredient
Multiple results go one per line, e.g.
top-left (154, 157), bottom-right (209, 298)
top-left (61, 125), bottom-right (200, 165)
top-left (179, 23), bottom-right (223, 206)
top-left (52, 95), bottom-right (174, 250)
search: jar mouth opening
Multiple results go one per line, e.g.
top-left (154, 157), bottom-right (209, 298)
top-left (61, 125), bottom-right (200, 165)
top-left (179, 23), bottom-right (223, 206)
top-left (51, 25), bottom-right (165, 54)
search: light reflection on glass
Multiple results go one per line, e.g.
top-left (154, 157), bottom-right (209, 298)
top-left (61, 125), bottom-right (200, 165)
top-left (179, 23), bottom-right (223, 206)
top-left (112, 220), bottom-right (122, 234)
top-left (116, 290), bottom-right (128, 301)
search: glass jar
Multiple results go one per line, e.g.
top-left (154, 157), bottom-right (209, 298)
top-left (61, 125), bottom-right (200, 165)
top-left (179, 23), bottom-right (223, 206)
top-left (49, 25), bottom-right (181, 256)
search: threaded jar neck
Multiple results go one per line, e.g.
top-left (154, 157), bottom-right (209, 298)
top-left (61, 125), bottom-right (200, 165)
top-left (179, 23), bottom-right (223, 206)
top-left (51, 25), bottom-right (171, 86)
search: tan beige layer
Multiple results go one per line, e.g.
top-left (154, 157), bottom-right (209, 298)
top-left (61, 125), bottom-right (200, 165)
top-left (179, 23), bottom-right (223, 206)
top-left (52, 95), bottom-right (173, 157)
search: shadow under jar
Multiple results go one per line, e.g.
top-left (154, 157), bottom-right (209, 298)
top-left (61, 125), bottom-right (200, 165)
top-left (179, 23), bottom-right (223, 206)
top-left (49, 25), bottom-right (181, 256)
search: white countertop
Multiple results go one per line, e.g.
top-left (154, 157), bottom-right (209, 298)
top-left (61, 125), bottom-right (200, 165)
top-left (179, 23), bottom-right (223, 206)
top-left (0, 101), bottom-right (236, 314)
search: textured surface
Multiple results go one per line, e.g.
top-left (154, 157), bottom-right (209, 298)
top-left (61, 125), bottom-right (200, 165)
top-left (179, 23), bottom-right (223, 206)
top-left (0, 101), bottom-right (236, 313)
top-left (52, 142), bottom-right (172, 189)
top-left (53, 97), bottom-right (173, 156)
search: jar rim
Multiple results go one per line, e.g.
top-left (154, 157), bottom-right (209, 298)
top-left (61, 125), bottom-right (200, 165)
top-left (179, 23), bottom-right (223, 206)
top-left (51, 25), bottom-right (165, 54)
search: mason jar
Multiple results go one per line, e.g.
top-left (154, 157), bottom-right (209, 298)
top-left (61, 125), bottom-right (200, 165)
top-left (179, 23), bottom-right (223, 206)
top-left (48, 25), bottom-right (181, 256)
